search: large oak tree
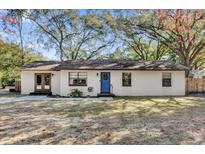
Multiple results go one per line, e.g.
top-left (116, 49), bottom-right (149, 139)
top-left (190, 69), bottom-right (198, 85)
top-left (137, 10), bottom-right (205, 70)
top-left (25, 10), bottom-right (114, 61)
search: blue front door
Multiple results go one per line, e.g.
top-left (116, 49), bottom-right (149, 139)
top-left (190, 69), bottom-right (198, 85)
top-left (101, 72), bottom-right (110, 93)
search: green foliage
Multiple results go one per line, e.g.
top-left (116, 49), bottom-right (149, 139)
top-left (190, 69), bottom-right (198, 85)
top-left (70, 89), bottom-right (83, 97)
top-left (0, 42), bottom-right (44, 87)
top-left (0, 72), bottom-right (3, 87)
top-left (1, 76), bottom-right (15, 88)
top-left (25, 10), bottom-right (114, 61)
top-left (136, 10), bottom-right (205, 70)
top-left (104, 10), bottom-right (205, 70)
top-left (103, 10), bottom-right (170, 61)
top-left (102, 48), bottom-right (134, 60)
top-left (1, 9), bottom-right (205, 72)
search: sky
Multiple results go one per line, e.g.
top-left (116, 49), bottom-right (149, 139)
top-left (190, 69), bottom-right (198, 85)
top-left (0, 15), bottom-right (56, 60)
top-left (0, 9), bottom-right (94, 60)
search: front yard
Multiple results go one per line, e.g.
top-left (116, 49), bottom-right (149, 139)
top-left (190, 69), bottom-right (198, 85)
top-left (1, 97), bottom-right (205, 144)
top-left (0, 87), bottom-right (21, 98)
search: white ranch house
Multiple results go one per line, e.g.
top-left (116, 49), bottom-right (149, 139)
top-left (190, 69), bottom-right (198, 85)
top-left (21, 60), bottom-right (187, 96)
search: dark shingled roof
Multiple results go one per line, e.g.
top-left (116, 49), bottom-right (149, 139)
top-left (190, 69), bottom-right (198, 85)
top-left (21, 61), bottom-right (60, 71)
top-left (21, 60), bottom-right (188, 71)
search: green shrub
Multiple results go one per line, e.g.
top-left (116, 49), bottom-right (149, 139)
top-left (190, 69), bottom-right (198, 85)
top-left (70, 89), bottom-right (83, 97)
top-left (1, 77), bottom-right (15, 88)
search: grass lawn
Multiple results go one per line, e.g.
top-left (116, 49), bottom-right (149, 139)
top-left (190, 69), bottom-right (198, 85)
top-left (0, 93), bottom-right (21, 98)
top-left (1, 97), bottom-right (205, 144)
top-left (0, 87), bottom-right (21, 98)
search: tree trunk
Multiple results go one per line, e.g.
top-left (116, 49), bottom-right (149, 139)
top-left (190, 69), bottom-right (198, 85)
top-left (59, 44), bottom-right (63, 62)
top-left (18, 16), bottom-right (24, 66)
top-left (60, 51), bottom-right (63, 62)
top-left (184, 59), bottom-right (192, 77)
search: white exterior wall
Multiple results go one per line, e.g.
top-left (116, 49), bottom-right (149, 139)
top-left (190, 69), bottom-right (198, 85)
top-left (110, 71), bottom-right (185, 96)
top-left (21, 70), bottom-right (185, 96)
top-left (50, 71), bottom-right (60, 95)
top-left (60, 70), bottom-right (100, 96)
top-left (21, 71), bottom-right (60, 95)
top-left (21, 71), bottom-right (35, 95)
top-left (60, 70), bottom-right (185, 96)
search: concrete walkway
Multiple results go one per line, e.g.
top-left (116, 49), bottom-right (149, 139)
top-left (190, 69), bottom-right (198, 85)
top-left (0, 95), bottom-right (113, 104)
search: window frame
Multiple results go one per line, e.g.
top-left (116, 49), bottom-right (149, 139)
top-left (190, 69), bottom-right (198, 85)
top-left (68, 72), bottom-right (87, 86)
top-left (162, 72), bottom-right (172, 87)
top-left (122, 72), bottom-right (132, 87)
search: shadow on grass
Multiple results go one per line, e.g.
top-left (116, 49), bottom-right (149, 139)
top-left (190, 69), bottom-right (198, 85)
top-left (1, 97), bottom-right (205, 144)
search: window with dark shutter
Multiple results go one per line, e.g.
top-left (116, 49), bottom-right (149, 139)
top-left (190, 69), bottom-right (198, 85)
top-left (162, 72), bottom-right (171, 87)
top-left (122, 73), bottom-right (131, 87)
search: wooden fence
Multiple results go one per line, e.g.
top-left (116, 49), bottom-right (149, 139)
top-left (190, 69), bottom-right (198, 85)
top-left (186, 77), bottom-right (205, 94)
top-left (15, 80), bottom-right (21, 92)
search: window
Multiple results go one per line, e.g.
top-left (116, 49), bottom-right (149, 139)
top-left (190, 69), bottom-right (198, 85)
top-left (162, 72), bottom-right (171, 87)
top-left (102, 73), bottom-right (109, 80)
top-left (122, 73), bottom-right (131, 86)
top-left (69, 72), bottom-right (87, 86)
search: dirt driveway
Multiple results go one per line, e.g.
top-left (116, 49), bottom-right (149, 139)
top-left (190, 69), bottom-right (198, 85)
top-left (1, 97), bottom-right (205, 144)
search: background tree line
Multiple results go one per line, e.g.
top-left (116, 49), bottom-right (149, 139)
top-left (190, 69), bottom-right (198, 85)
top-left (1, 9), bottom-right (205, 86)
